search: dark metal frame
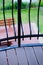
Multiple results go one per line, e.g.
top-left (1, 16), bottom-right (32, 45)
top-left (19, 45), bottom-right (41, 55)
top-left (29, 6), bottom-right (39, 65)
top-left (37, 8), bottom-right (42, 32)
top-left (0, 0), bottom-right (43, 51)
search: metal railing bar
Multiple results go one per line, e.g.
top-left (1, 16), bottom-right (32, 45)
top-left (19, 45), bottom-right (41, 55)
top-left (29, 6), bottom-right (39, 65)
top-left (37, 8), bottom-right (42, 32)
top-left (0, 45), bottom-right (18, 51)
top-left (0, 34), bottom-right (43, 42)
top-left (20, 20), bottom-right (24, 40)
top-left (21, 43), bottom-right (43, 47)
top-left (0, 43), bottom-right (43, 51)
top-left (28, 0), bottom-right (32, 40)
top-left (20, 0), bottom-right (24, 40)
top-left (3, 0), bottom-right (9, 43)
top-left (12, 0), bottom-right (16, 41)
top-left (18, 0), bottom-right (21, 47)
top-left (37, 0), bottom-right (41, 39)
top-left (0, 42), bottom-right (1, 46)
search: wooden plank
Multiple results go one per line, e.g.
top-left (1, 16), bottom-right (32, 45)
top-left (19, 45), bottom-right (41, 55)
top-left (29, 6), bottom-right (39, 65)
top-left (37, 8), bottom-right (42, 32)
top-left (16, 47), bottom-right (28, 65)
top-left (0, 51), bottom-right (7, 65)
top-left (24, 47), bottom-right (38, 65)
top-left (7, 49), bottom-right (18, 65)
top-left (33, 47), bottom-right (43, 65)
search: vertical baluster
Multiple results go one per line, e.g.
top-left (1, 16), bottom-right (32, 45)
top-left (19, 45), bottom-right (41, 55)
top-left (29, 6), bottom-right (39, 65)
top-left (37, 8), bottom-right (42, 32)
top-left (12, 0), bottom-right (16, 41)
top-left (18, 0), bottom-right (21, 47)
top-left (20, 22), bottom-right (24, 40)
top-left (20, 0), bottom-right (24, 40)
top-left (37, 0), bottom-right (41, 39)
top-left (0, 41), bottom-right (1, 46)
top-left (28, 0), bottom-right (32, 40)
top-left (3, 0), bottom-right (9, 44)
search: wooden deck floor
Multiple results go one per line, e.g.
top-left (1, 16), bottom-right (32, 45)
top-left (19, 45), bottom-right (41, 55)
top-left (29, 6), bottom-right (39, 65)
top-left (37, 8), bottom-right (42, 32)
top-left (0, 46), bottom-right (43, 65)
top-left (0, 23), bottom-right (43, 65)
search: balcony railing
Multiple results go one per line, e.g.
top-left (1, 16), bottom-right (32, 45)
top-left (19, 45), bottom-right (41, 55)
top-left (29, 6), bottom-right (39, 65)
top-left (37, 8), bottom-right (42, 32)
top-left (0, 0), bottom-right (43, 51)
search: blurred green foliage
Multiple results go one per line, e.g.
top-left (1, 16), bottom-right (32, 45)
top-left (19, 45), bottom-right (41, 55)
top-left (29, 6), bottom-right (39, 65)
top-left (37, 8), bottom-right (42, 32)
top-left (0, 0), bottom-right (43, 10)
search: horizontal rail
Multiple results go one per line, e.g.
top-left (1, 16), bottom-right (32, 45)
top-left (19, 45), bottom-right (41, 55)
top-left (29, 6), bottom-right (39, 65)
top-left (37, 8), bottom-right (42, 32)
top-left (0, 43), bottom-right (43, 51)
top-left (0, 34), bottom-right (43, 42)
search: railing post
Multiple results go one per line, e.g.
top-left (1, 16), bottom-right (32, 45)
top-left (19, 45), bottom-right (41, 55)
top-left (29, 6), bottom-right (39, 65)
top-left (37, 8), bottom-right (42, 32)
top-left (37, 0), bottom-right (41, 39)
top-left (12, 0), bottom-right (16, 41)
top-left (18, 0), bottom-right (21, 47)
top-left (29, 0), bottom-right (32, 40)
top-left (3, 0), bottom-right (9, 43)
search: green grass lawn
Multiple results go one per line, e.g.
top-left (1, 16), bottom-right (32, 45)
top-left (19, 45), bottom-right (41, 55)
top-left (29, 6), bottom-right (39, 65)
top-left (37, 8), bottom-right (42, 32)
top-left (0, 8), bottom-right (43, 33)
